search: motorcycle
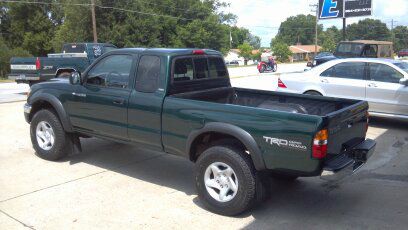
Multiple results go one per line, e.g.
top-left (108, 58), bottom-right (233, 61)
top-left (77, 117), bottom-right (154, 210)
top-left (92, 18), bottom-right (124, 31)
top-left (257, 61), bottom-right (277, 73)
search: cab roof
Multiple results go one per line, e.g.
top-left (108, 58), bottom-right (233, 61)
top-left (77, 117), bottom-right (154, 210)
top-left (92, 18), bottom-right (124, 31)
top-left (108, 48), bottom-right (223, 56)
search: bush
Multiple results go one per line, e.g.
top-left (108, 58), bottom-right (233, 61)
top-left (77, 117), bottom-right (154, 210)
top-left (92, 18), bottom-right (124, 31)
top-left (271, 41), bottom-right (292, 63)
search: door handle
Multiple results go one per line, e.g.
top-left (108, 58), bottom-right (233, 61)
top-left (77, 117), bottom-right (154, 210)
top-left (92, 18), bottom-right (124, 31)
top-left (113, 99), bottom-right (125, 105)
top-left (72, 92), bottom-right (86, 97)
top-left (368, 83), bottom-right (377, 88)
top-left (321, 79), bottom-right (329, 83)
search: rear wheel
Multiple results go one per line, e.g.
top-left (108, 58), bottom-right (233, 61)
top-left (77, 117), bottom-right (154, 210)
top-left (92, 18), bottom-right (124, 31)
top-left (195, 144), bottom-right (268, 216)
top-left (272, 64), bottom-right (278, 72)
top-left (304, 90), bottom-right (322, 96)
top-left (30, 109), bottom-right (70, 161)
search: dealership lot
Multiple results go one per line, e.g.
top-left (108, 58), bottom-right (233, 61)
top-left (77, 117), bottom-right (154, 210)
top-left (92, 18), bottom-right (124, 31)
top-left (0, 94), bottom-right (407, 229)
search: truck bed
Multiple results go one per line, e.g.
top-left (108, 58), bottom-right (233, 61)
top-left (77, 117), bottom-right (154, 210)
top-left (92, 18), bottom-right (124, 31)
top-left (172, 87), bottom-right (354, 116)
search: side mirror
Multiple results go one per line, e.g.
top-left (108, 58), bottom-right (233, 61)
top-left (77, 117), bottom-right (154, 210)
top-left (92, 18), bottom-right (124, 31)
top-left (306, 61), bottom-right (313, 67)
top-left (400, 78), bottom-right (408, 86)
top-left (69, 72), bottom-right (82, 85)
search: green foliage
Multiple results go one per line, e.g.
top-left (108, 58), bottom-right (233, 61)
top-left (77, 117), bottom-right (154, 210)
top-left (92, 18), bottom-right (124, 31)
top-left (393, 26), bottom-right (408, 52)
top-left (272, 14), bottom-right (322, 46)
top-left (0, 38), bottom-right (31, 77)
top-left (237, 43), bottom-right (253, 64)
top-left (346, 19), bottom-right (391, 41)
top-left (271, 41), bottom-right (292, 62)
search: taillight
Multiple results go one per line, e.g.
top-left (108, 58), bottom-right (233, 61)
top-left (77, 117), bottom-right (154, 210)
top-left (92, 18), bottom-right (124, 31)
top-left (312, 129), bottom-right (328, 159)
top-left (278, 78), bottom-right (287, 88)
top-left (35, 57), bottom-right (41, 70)
top-left (192, 49), bottom-right (205, 55)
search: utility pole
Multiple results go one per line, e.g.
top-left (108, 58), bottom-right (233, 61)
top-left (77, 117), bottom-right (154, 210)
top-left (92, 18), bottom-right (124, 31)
top-left (91, 0), bottom-right (98, 43)
top-left (391, 19), bottom-right (397, 44)
top-left (310, 3), bottom-right (319, 58)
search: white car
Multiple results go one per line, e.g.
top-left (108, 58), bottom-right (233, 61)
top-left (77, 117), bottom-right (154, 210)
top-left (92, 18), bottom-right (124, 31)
top-left (277, 58), bottom-right (408, 120)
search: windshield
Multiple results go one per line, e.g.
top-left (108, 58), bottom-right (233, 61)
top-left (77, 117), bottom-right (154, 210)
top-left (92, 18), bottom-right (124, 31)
top-left (336, 43), bottom-right (364, 56)
top-left (394, 62), bottom-right (408, 73)
top-left (62, 44), bottom-right (86, 53)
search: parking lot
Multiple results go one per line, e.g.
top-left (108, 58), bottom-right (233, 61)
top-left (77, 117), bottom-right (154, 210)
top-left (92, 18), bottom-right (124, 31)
top-left (0, 77), bottom-right (407, 229)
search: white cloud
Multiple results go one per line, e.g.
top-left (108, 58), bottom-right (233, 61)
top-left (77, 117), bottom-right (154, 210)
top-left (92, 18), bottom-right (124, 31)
top-left (224, 0), bottom-right (408, 47)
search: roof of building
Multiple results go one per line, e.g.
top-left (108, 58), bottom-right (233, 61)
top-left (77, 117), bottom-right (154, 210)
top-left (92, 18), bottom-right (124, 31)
top-left (289, 45), bottom-right (322, 54)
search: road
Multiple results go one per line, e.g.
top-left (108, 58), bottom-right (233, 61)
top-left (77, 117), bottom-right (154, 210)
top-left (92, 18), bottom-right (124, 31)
top-left (1, 102), bottom-right (407, 229)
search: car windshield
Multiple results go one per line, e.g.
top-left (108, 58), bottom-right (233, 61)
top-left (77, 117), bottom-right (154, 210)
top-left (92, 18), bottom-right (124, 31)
top-left (336, 43), bottom-right (364, 56)
top-left (394, 62), bottom-right (408, 73)
top-left (317, 52), bottom-right (332, 57)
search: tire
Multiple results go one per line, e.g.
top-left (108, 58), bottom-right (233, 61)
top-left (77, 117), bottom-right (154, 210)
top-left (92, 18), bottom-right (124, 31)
top-left (273, 64), bottom-right (278, 72)
top-left (259, 65), bottom-right (266, 73)
top-left (30, 109), bottom-right (71, 161)
top-left (57, 71), bottom-right (71, 78)
top-left (195, 144), bottom-right (267, 216)
top-left (304, 90), bottom-right (322, 96)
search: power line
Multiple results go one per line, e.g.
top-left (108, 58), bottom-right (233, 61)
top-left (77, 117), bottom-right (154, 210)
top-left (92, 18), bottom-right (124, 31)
top-left (0, 0), bottom-right (196, 21)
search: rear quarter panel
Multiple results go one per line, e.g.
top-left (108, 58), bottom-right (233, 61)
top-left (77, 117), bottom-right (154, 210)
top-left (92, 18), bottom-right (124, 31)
top-left (162, 97), bottom-right (323, 173)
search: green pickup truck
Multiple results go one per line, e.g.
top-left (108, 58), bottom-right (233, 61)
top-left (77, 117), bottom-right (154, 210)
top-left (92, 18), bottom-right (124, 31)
top-left (8, 43), bottom-right (117, 86)
top-left (24, 48), bottom-right (375, 215)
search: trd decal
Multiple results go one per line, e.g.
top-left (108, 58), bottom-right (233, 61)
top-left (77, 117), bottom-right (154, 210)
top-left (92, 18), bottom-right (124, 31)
top-left (263, 136), bottom-right (307, 151)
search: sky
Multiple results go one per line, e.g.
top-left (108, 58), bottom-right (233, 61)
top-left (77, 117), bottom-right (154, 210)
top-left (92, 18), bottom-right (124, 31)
top-left (223, 0), bottom-right (408, 47)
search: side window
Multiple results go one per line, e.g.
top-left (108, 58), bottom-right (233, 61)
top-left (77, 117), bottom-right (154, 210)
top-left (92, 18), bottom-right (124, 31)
top-left (363, 45), bottom-right (377, 57)
top-left (320, 66), bottom-right (335, 77)
top-left (135, 56), bottom-right (161, 93)
top-left (208, 57), bottom-right (228, 78)
top-left (324, 62), bottom-right (366, 80)
top-left (369, 63), bottom-right (403, 83)
top-left (86, 55), bottom-right (132, 88)
top-left (174, 58), bottom-right (194, 82)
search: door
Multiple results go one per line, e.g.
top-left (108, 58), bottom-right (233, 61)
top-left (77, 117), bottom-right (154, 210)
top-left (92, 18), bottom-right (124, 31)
top-left (366, 63), bottom-right (408, 115)
top-left (128, 55), bottom-right (164, 150)
top-left (72, 54), bottom-right (134, 140)
top-left (319, 62), bottom-right (367, 100)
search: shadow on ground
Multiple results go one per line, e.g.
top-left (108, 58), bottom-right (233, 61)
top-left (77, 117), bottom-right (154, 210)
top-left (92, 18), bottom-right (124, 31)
top-left (66, 117), bottom-right (407, 228)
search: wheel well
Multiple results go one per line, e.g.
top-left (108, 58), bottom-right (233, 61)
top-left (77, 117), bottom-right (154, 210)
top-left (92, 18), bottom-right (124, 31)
top-left (56, 69), bottom-right (75, 76)
top-left (29, 100), bottom-right (56, 122)
top-left (189, 132), bottom-right (246, 162)
top-left (303, 90), bottom-right (322, 96)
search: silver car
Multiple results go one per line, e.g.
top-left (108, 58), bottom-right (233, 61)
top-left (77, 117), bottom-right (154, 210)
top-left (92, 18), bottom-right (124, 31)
top-left (277, 58), bottom-right (408, 120)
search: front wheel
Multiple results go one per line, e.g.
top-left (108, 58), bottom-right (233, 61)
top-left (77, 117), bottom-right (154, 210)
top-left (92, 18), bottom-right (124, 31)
top-left (259, 64), bottom-right (266, 73)
top-left (195, 145), bottom-right (267, 216)
top-left (30, 109), bottom-right (71, 161)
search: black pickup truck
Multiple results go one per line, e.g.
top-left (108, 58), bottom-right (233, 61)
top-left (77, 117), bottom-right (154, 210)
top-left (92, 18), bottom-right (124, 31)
top-left (24, 48), bottom-right (375, 215)
top-left (8, 43), bottom-right (116, 86)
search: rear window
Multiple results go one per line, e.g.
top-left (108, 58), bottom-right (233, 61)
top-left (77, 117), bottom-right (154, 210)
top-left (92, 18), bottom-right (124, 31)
top-left (173, 56), bottom-right (228, 82)
top-left (63, 44), bottom-right (86, 53)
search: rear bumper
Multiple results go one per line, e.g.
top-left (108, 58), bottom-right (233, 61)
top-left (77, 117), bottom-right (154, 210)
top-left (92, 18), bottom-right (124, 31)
top-left (321, 139), bottom-right (376, 180)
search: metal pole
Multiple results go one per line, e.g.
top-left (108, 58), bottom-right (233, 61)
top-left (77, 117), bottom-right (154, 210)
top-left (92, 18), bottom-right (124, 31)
top-left (315, 4), bottom-right (318, 57)
top-left (91, 0), bottom-right (98, 43)
top-left (342, 0), bottom-right (346, 41)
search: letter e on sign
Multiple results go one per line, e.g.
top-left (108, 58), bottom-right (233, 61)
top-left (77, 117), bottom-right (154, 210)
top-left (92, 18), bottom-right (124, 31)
top-left (320, 0), bottom-right (340, 19)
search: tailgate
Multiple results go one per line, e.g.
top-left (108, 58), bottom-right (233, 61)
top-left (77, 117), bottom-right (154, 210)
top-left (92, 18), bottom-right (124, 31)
top-left (10, 57), bottom-right (39, 74)
top-left (325, 101), bottom-right (368, 156)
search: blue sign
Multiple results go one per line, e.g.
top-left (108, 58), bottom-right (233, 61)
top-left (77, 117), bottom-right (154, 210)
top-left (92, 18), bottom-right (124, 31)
top-left (321, 0), bottom-right (340, 18)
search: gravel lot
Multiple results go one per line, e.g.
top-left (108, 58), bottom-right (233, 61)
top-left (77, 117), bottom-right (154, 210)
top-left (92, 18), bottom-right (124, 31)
top-left (0, 99), bottom-right (407, 229)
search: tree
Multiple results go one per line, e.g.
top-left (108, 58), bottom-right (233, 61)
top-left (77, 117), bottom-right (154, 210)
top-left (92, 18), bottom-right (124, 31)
top-left (0, 38), bottom-right (31, 77)
top-left (2, 1), bottom-right (59, 56)
top-left (271, 40), bottom-right (292, 62)
top-left (346, 19), bottom-right (391, 41)
top-left (248, 34), bottom-right (261, 49)
top-left (272, 14), bottom-right (323, 46)
top-left (393, 26), bottom-right (408, 52)
top-left (237, 43), bottom-right (253, 65)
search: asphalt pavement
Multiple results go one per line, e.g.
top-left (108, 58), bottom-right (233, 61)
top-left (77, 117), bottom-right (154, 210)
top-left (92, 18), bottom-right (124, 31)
top-left (0, 102), bottom-right (407, 229)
